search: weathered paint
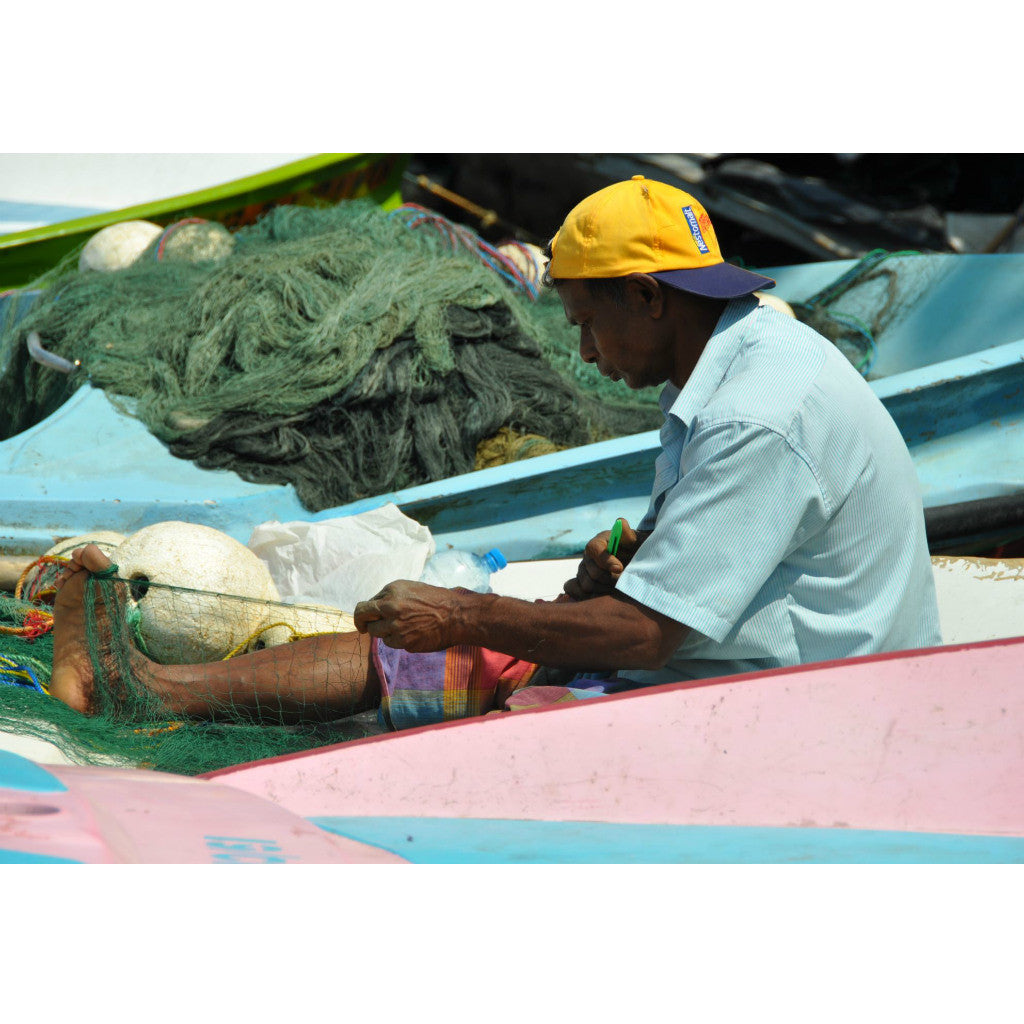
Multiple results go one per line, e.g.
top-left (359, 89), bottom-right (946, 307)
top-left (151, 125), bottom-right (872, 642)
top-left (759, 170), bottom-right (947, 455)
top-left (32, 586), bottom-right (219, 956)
top-left (931, 555), bottom-right (1024, 645)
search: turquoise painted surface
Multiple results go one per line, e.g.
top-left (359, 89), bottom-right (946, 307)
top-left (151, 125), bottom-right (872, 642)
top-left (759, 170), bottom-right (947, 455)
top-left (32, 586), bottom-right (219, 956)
top-left (0, 200), bottom-right (104, 236)
top-left (0, 749), bottom-right (67, 793)
top-left (0, 384), bottom-right (310, 551)
top-left (0, 846), bottom-right (80, 864)
top-left (2, 254), bottom-right (1023, 558)
top-left (310, 816), bottom-right (1024, 864)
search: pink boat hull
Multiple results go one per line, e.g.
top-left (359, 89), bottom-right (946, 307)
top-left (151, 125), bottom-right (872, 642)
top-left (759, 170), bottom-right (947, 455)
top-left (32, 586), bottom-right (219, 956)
top-left (208, 636), bottom-right (1024, 839)
top-left (3, 636), bottom-right (1021, 862)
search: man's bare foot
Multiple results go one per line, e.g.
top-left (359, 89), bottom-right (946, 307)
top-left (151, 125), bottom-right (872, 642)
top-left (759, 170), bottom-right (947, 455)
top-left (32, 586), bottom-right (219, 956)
top-left (49, 544), bottom-right (115, 714)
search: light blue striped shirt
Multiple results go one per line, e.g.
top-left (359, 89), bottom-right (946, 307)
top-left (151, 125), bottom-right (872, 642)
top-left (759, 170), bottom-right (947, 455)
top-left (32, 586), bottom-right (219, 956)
top-left (616, 295), bottom-right (941, 684)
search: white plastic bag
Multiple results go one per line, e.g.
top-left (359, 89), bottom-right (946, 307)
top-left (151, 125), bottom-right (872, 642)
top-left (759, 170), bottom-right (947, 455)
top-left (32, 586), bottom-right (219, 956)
top-left (247, 504), bottom-right (435, 613)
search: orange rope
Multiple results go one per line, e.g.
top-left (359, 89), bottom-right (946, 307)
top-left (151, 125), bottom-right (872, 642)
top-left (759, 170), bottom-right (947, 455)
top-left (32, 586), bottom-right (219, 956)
top-left (0, 608), bottom-right (54, 638)
top-left (15, 555), bottom-right (69, 601)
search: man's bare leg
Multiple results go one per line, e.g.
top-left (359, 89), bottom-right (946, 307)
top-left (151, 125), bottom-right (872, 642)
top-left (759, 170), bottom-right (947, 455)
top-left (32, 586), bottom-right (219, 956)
top-left (51, 544), bottom-right (380, 723)
top-left (50, 544), bottom-right (108, 713)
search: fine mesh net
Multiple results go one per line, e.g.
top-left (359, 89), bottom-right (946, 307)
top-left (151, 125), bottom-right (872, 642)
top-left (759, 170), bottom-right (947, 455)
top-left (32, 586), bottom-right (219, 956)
top-left (0, 568), bottom-right (384, 775)
top-left (0, 200), bottom-right (664, 503)
top-left (789, 249), bottom-right (930, 377)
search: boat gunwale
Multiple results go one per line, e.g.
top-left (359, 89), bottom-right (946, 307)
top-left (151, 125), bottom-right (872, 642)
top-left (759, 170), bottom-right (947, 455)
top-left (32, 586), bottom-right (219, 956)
top-left (0, 153), bottom-right (384, 251)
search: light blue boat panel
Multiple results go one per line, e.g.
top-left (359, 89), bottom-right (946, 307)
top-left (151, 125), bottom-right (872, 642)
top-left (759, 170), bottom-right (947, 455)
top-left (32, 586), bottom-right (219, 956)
top-left (0, 200), bottom-right (105, 237)
top-left (0, 384), bottom-right (310, 551)
top-left (2, 255), bottom-right (1023, 558)
top-left (882, 356), bottom-right (1024, 506)
top-left (766, 254), bottom-right (1024, 376)
top-left (0, 749), bottom-right (67, 793)
top-left (311, 816), bottom-right (1024, 865)
top-left (0, 846), bottom-right (80, 864)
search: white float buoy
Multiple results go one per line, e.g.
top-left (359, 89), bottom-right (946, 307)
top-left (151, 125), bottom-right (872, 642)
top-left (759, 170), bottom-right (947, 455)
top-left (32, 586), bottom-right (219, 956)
top-left (497, 241), bottom-right (546, 287)
top-left (46, 531), bottom-right (127, 559)
top-left (756, 291), bottom-right (796, 318)
top-left (253, 603), bottom-right (356, 651)
top-left (112, 522), bottom-right (280, 664)
top-left (79, 221), bottom-right (163, 272)
top-left (151, 219), bottom-right (235, 263)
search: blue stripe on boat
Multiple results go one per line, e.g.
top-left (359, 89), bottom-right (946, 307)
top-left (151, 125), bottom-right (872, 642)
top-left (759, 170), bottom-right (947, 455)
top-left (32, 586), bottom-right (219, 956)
top-left (0, 749), bottom-right (68, 793)
top-left (309, 816), bottom-right (1024, 864)
top-left (0, 846), bottom-right (80, 864)
top-left (0, 200), bottom-right (105, 236)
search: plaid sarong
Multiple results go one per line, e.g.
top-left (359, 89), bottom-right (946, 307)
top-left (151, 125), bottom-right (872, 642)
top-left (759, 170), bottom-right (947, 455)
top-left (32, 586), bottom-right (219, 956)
top-left (372, 640), bottom-right (648, 731)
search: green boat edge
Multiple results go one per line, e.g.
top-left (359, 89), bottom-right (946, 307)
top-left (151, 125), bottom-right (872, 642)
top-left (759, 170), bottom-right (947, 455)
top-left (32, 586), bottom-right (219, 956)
top-left (0, 152), bottom-right (409, 292)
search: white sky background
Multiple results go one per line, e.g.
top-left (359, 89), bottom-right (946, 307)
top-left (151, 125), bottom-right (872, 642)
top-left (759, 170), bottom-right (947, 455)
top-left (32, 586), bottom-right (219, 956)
top-left (1, 0), bottom-right (1018, 1016)
top-left (1, 1), bottom-right (1016, 154)
top-left (0, 154), bottom-right (314, 208)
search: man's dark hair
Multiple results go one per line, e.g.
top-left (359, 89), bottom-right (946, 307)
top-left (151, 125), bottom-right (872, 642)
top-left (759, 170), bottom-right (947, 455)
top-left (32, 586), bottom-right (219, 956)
top-left (541, 241), bottom-right (632, 308)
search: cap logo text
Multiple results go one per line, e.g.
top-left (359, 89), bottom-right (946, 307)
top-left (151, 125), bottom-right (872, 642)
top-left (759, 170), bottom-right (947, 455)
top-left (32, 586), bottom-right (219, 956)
top-left (682, 206), bottom-right (710, 254)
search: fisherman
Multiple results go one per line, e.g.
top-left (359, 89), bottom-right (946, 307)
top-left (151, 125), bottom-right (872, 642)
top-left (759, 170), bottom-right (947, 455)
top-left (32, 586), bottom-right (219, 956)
top-left (50, 177), bottom-right (941, 727)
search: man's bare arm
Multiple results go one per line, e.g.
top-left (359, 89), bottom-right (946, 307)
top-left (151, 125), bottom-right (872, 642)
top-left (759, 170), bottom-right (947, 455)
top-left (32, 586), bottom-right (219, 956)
top-left (354, 581), bottom-right (687, 673)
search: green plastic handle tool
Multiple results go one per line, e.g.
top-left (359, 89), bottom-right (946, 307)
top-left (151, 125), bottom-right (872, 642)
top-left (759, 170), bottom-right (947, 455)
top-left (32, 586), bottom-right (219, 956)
top-left (607, 518), bottom-right (623, 557)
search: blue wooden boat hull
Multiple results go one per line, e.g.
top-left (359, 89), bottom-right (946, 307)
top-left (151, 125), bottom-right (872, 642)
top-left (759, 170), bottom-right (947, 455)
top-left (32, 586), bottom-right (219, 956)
top-left (310, 815), bottom-right (1024, 864)
top-left (1, 254), bottom-right (1022, 556)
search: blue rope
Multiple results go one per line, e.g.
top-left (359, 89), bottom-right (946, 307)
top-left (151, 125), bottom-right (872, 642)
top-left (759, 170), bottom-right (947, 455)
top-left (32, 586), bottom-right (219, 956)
top-left (390, 204), bottom-right (539, 300)
top-left (0, 656), bottom-right (45, 694)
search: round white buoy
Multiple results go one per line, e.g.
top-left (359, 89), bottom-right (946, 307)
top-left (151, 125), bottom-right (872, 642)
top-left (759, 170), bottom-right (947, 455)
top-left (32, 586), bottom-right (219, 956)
top-left (253, 603), bottom-right (356, 651)
top-left (497, 241), bottom-right (546, 287)
top-left (756, 291), bottom-right (796, 318)
top-left (79, 221), bottom-right (163, 272)
top-left (152, 219), bottom-right (235, 263)
top-left (46, 531), bottom-right (127, 559)
top-left (19, 531), bottom-right (128, 599)
top-left (112, 522), bottom-right (280, 664)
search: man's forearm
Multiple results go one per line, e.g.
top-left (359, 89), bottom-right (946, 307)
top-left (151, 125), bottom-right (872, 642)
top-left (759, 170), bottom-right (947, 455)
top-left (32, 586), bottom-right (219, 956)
top-left (448, 590), bottom-right (678, 672)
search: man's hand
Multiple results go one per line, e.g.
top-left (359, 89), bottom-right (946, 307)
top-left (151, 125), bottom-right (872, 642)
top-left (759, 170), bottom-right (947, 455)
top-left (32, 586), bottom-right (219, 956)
top-left (353, 580), bottom-right (462, 652)
top-left (562, 519), bottom-right (646, 600)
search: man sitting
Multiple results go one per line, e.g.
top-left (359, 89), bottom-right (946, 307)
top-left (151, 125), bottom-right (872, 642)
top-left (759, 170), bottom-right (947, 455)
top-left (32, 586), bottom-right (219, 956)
top-left (50, 177), bottom-right (941, 729)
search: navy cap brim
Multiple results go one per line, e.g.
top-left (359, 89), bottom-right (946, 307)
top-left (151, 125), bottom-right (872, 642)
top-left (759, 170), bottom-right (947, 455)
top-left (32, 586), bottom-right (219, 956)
top-left (652, 263), bottom-right (775, 299)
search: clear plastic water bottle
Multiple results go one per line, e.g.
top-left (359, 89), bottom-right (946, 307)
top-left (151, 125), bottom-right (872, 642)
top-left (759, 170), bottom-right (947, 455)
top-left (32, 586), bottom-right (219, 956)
top-left (418, 547), bottom-right (507, 593)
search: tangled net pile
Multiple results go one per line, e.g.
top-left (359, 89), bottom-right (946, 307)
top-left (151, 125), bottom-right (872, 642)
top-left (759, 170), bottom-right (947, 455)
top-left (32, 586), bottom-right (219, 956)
top-left (0, 200), bottom-right (663, 506)
top-left (789, 248), bottom-right (927, 377)
top-left (0, 571), bottom-right (384, 775)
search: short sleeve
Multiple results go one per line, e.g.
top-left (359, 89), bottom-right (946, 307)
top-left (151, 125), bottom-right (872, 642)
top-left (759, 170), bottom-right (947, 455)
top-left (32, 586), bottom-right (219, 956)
top-left (617, 420), bottom-right (828, 642)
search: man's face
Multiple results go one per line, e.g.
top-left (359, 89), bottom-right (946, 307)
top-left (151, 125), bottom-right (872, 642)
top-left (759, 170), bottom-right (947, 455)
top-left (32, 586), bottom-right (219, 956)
top-left (554, 278), bottom-right (670, 391)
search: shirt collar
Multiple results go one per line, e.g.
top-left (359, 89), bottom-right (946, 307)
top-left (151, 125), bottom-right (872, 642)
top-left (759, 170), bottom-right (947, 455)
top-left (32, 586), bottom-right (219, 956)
top-left (661, 295), bottom-right (759, 426)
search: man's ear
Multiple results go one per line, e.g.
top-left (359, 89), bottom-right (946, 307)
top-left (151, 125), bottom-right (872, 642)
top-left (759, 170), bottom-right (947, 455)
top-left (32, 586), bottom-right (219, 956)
top-left (625, 273), bottom-right (665, 317)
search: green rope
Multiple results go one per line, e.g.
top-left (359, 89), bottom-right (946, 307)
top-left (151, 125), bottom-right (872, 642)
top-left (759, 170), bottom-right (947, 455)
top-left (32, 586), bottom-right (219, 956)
top-left (790, 249), bottom-right (923, 377)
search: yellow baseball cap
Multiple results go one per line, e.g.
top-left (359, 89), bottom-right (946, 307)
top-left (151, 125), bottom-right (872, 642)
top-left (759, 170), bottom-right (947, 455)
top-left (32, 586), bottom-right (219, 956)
top-left (548, 175), bottom-right (775, 298)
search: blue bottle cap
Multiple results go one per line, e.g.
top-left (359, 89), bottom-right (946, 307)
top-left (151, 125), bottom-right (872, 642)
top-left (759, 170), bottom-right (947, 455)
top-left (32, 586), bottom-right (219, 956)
top-left (483, 548), bottom-right (507, 572)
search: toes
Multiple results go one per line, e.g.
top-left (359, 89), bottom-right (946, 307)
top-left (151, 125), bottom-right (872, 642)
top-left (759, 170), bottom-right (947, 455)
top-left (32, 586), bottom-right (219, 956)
top-left (74, 543), bottom-right (114, 574)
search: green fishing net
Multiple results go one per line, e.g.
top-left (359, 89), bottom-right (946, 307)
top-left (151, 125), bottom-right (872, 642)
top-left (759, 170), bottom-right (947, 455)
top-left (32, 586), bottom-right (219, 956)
top-left (0, 200), bottom-right (663, 505)
top-left (788, 249), bottom-right (930, 377)
top-left (0, 576), bottom-right (384, 775)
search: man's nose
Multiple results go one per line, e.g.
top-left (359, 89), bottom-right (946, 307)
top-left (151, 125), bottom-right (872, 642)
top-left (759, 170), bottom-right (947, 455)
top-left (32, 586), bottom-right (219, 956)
top-left (579, 330), bottom-right (597, 363)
